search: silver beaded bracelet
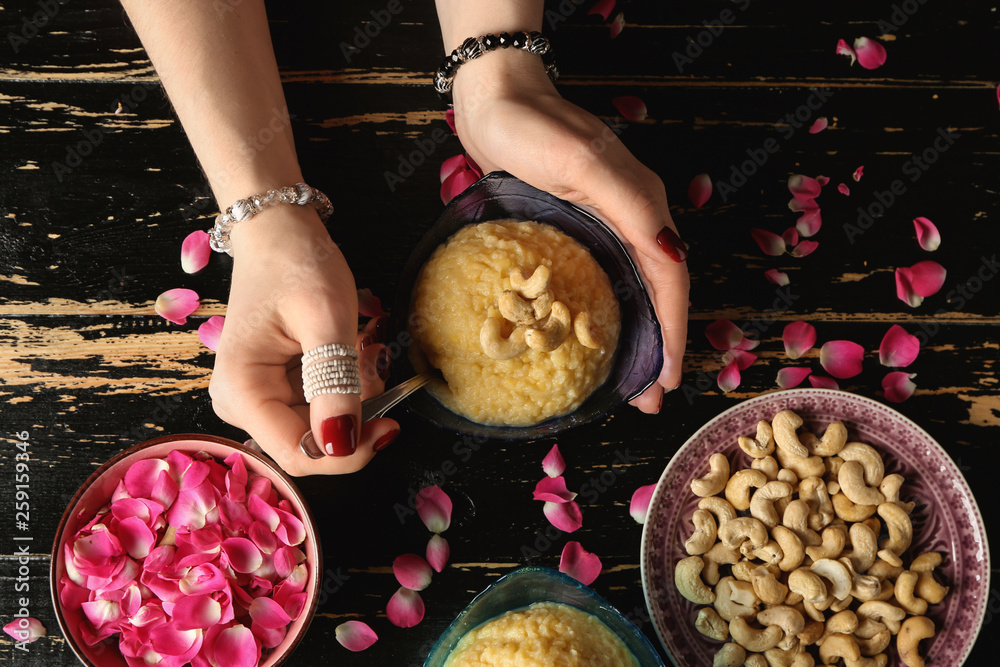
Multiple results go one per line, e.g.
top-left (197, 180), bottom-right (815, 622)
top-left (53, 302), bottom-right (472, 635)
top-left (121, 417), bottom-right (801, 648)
top-left (207, 182), bottom-right (334, 256)
top-left (433, 31), bottom-right (558, 96)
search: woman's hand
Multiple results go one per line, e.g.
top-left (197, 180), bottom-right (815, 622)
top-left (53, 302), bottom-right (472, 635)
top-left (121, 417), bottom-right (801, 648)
top-left (451, 50), bottom-right (690, 411)
top-left (208, 206), bottom-right (399, 476)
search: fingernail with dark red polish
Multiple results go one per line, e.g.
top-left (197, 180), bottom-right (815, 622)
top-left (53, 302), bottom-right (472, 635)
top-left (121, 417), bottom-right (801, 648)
top-left (373, 427), bottom-right (400, 452)
top-left (376, 348), bottom-right (391, 381)
top-left (322, 415), bottom-right (358, 457)
top-left (656, 226), bottom-right (688, 263)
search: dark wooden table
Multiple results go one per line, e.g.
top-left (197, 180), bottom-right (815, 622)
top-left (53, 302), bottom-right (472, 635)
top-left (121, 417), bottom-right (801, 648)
top-left (2, 1), bottom-right (997, 665)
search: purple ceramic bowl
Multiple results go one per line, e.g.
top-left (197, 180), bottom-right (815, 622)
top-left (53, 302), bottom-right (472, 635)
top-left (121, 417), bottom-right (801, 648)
top-left (640, 389), bottom-right (989, 667)
top-left (50, 435), bottom-right (321, 667)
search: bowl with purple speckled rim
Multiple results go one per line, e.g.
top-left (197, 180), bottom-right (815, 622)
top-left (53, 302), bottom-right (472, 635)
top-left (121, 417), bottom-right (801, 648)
top-left (641, 388), bottom-right (989, 667)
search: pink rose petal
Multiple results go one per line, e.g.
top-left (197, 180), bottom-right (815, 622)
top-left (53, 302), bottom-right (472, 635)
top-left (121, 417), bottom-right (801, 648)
top-left (751, 228), bottom-right (786, 256)
top-left (249, 596), bottom-right (292, 630)
top-left (124, 458), bottom-right (170, 499)
top-left (444, 108), bottom-right (456, 134)
top-left (171, 594), bottom-right (222, 631)
top-left (212, 623), bottom-right (260, 667)
top-left (198, 316), bottom-right (225, 352)
top-left (612, 96), bottom-right (647, 122)
top-left (440, 168), bottom-right (478, 205)
top-left (796, 209), bottom-right (822, 237)
top-left (154, 288), bottom-right (200, 326)
top-left (783, 321), bottom-right (817, 360)
top-left (777, 367), bottom-right (812, 389)
top-left (148, 624), bottom-right (201, 660)
top-left (416, 485), bottom-right (452, 533)
top-left (854, 36), bottom-right (887, 70)
top-left (735, 335), bottom-right (759, 352)
top-left (222, 537), bottom-right (263, 574)
top-left (819, 340), bottom-right (865, 379)
top-left (705, 319), bottom-right (745, 351)
top-left (808, 375), bottom-right (839, 390)
top-left (609, 12), bottom-right (625, 38)
top-left (836, 38), bottom-right (857, 66)
top-left (852, 165), bottom-right (864, 182)
top-left (167, 481), bottom-right (218, 531)
top-left (895, 267), bottom-right (922, 307)
top-left (913, 217), bottom-right (941, 251)
top-left (788, 195), bottom-right (818, 212)
top-left (790, 240), bottom-right (819, 258)
top-left (629, 484), bottom-right (656, 524)
top-left (3, 617), bottom-right (46, 643)
top-left (816, 175), bottom-right (830, 187)
top-left (788, 174), bottom-right (823, 200)
top-left (117, 516), bottom-right (156, 559)
top-left (717, 359), bottom-right (741, 392)
top-left (722, 349), bottom-right (757, 371)
top-left (542, 444), bottom-right (565, 478)
top-left (533, 476), bottom-right (577, 503)
top-left (879, 324), bottom-right (920, 367)
top-left (426, 534), bottom-right (450, 573)
top-left (837, 183), bottom-right (851, 196)
top-left (357, 288), bottom-right (384, 318)
top-left (181, 230), bottom-right (211, 274)
top-left (688, 173), bottom-right (712, 208)
top-left (336, 620), bottom-right (378, 652)
top-left (543, 500), bottom-right (583, 533)
top-left (588, 0), bottom-right (615, 21)
top-left (907, 261), bottom-right (947, 297)
top-left (393, 554), bottom-right (433, 591)
top-left (440, 154), bottom-right (468, 183)
top-left (883, 372), bottom-right (917, 403)
top-left (387, 587), bottom-right (424, 628)
top-left (782, 227), bottom-right (799, 248)
top-left (179, 563), bottom-right (227, 596)
top-left (559, 541), bottom-right (602, 586)
top-left (808, 117), bottom-right (828, 134)
top-left (765, 269), bottom-right (790, 286)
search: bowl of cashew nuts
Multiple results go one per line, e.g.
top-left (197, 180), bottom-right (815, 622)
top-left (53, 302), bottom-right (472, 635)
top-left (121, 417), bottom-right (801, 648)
top-left (390, 172), bottom-right (662, 441)
top-left (640, 388), bottom-right (990, 667)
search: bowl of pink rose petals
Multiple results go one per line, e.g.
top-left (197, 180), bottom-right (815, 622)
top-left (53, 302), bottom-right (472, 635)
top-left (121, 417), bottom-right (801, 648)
top-left (50, 434), bottom-right (320, 667)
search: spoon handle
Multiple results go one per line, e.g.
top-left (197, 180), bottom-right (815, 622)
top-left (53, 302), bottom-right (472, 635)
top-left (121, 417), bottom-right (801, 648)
top-left (361, 370), bottom-right (437, 422)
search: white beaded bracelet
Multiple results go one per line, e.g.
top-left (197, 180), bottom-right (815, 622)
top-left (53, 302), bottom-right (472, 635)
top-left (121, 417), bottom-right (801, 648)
top-left (207, 182), bottom-right (334, 256)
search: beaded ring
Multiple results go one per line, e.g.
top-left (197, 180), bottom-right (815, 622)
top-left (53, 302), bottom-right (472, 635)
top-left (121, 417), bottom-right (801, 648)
top-left (433, 31), bottom-right (559, 96)
top-left (301, 345), bottom-right (362, 402)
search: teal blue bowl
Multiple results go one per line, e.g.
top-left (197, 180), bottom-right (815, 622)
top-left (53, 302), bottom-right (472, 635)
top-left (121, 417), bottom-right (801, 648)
top-left (423, 566), bottom-right (665, 666)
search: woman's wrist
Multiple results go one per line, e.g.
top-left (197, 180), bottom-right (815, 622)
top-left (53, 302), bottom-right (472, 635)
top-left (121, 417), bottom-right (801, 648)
top-left (452, 45), bottom-right (556, 114)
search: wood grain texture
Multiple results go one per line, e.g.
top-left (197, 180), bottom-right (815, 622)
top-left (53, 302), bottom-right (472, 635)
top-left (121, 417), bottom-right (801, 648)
top-left (0, 0), bottom-right (997, 664)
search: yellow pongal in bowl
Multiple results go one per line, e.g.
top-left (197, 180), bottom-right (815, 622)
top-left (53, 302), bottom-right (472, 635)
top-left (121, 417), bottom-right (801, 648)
top-left (409, 219), bottom-right (621, 426)
top-left (443, 602), bottom-right (639, 667)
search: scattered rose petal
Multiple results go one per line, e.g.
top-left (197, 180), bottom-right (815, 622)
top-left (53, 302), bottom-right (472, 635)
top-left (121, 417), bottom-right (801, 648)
top-left (181, 230), bottom-right (211, 274)
top-left (808, 375), bottom-right (839, 389)
top-left (782, 227), bottom-right (799, 248)
top-left (336, 621), bottom-right (378, 652)
top-left (819, 340), bottom-right (865, 379)
top-left (357, 288), bottom-right (383, 318)
top-left (883, 372), bottom-right (917, 403)
top-left (559, 542), bottom-right (602, 586)
top-left (735, 336), bottom-right (759, 352)
top-left (154, 288), bottom-right (200, 325)
top-left (444, 108), bottom-right (456, 134)
top-left (3, 617), bottom-right (45, 643)
top-left (896, 261), bottom-right (947, 307)
top-left (788, 174), bottom-right (823, 200)
top-left (386, 587), bottom-right (425, 628)
top-left (198, 316), bottom-right (225, 352)
top-left (790, 240), bottom-right (819, 258)
top-left (426, 534), bottom-right (450, 573)
top-left (222, 537), bottom-right (263, 574)
top-left (533, 476), bottom-right (577, 503)
top-left (852, 166), bottom-right (864, 182)
top-left (717, 359), bottom-right (741, 392)
top-left (629, 484), bottom-right (656, 524)
top-left (117, 516), bottom-right (156, 559)
top-left (783, 321), bottom-right (817, 360)
top-left (854, 36), bottom-right (887, 70)
top-left (808, 117), bottom-right (828, 134)
top-left (542, 444), bottom-right (565, 478)
top-left (722, 349), bottom-right (757, 371)
top-left (895, 268), bottom-right (922, 307)
top-left (543, 500), bottom-right (583, 533)
top-left (440, 168), bottom-right (478, 205)
top-left (588, 0), bottom-right (615, 21)
top-left (439, 154), bottom-right (467, 183)
top-left (415, 485), bottom-right (452, 534)
top-left (777, 367), bottom-right (812, 389)
top-left (816, 175), bottom-right (830, 187)
top-left (765, 269), bottom-right (790, 286)
top-left (212, 623), bottom-right (260, 667)
top-left (612, 96), bottom-right (647, 122)
top-left (705, 319), bottom-right (745, 351)
top-left (172, 594), bottom-right (223, 631)
top-left (609, 12), bottom-right (625, 38)
top-left (393, 554), bottom-right (433, 591)
top-left (796, 209), bottom-right (822, 237)
top-left (836, 38), bottom-right (857, 66)
top-left (913, 217), bottom-right (941, 251)
top-left (751, 228), bottom-right (786, 256)
top-left (879, 325), bottom-right (920, 367)
top-left (688, 173), bottom-right (712, 208)
top-left (837, 183), bottom-right (851, 196)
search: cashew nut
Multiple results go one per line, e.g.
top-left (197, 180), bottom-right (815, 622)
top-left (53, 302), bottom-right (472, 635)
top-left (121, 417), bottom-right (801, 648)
top-left (830, 594), bottom-right (854, 613)
top-left (726, 469), bottom-right (768, 511)
top-left (798, 619), bottom-right (825, 646)
top-left (805, 523), bottom-right (848, 562)
top-left (772, 410), bottom-right (809, 458)
top-left (572, 311), bottom-right (607, 349)
top-left (775, 445), bottom-right (826, 480)
top-left (877, 502), bottom-right (913, 556)
top-left (838, 442), bottom-right (885, 487)
top-left (739, 420), bottom-right (775, 458)
top-left (772, 525), bottom-right (805, 571)
top-left (818, 609), bottom-right (859, 645)
top-left (844, 522), bottom-right (878, 573)
top-left (776, 468), bottom-right (798, 486)
top-left (879, 473), bottom-right (916, 513)
top-left (498, 290), bottom-right (537, 325)
top-left (817, 633), bottom-right (861, 664)
top-left (757, 605), bottom-right (805, 650)
top-left (911, 552), bottom-right (949, 604)
top-left (732, 560), bottom-right (757, 583)
top-left (480, 317), bottom-right (529, 359)
top-left (856, 601), bottom-right (906, 634)
top-left (788, 567), bottom-right (828, 605)
top-left (703, 541), bottom-right (741, 586)
top-left (893, 571), bottom-right (929, 615)
top-left (700, 496), bottom-right (738, 526)
top-left (751, 455), bottom-right (780, 481)
top-left (730, 615), bottom-right (783, 652)
top-left (839, 557), bottom-right (882, 601)
top-left (876, 548), bottom-right (903, 568)
top-left (832, 492), bottom-right (877, 522)
top-left (524, 301), bottom-right (571, 352)
top-left (896, 616), bottom-right (934, 667)
top-left (713, 642), bottom-right (746, 667)
top-left (674, 555), bottom-right (716, 604)
top-left (797, 477), bottom-right (835, 531)
top-left (763, 645), bottom-right (814, 667)
top-left (750, 481), bottom-right (793, 529)
top-left (695, 606), bottom-right (730, 641)
top-left (751, 565), bottom-right (789, 605)
top-left (748, 540), bottom-right (784, 566)
top-left (692, 452), bottom-right (732, 497)
top-left (838, 461), bottom-right (886, 506)
top-left (810, 558), bottom-right (853, 601)
top-left (782, 499), bottom-right (822, 547)
top-left (530, 289), bottom-right (553, 320)
top-left (714, 576), bottom-right (761, 622)
top-left (742, 653), bottom-right (768, 667)
top-left (846, 653), bottom-right (889, 667)
top-left (810, 421), bottom-right (848, 456)
top-left (509, 265), bottom-right (550, 299)
top-left (685, 508), bottom-right (718, 556)
top-left (719, 517), bottom-right (769, 552)
top-left (855, 628), bottom-right (891, 656)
